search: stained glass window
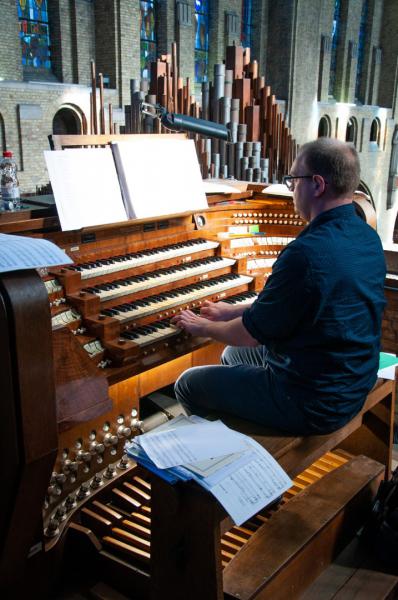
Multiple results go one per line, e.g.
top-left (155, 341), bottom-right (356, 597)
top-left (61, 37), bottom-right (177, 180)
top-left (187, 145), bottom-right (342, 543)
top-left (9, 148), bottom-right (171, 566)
top-left (140, 0), bottom-right (157, 79)
top-left (329, 0), bottom-right (341, 96)
top-left (355, 0), bottom-right (368, 101)
top-left (195, 0), bottom-right (209, 83)
top-left (241, 0), bottom-right (253, 49)
top-left (16, 0), bottom-right (51, 69)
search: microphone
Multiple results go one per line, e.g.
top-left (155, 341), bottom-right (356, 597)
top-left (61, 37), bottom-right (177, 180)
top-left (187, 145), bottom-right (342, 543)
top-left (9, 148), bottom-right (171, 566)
top-left (160, 112), bottom-right (229, 141)
top-left (140, 102), bottom-right (229, 141)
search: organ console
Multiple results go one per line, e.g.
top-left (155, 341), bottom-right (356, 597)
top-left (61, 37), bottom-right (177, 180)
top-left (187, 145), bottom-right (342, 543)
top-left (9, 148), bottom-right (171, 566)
top-left (0, 160), bottom-right (394, 598)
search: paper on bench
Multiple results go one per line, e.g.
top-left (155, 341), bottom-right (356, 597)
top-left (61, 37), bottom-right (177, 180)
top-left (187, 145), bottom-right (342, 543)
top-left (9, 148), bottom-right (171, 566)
top-left (128, 415), bottom-right (292, 525)
top-left (136, 419), bottom-right (247, 469)
top-left (209, 439), bottom-right (292, 526)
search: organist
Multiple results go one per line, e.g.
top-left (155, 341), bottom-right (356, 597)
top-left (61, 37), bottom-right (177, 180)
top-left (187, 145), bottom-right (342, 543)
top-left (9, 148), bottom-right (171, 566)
top-left (173, 138), bottom-right (386, 435)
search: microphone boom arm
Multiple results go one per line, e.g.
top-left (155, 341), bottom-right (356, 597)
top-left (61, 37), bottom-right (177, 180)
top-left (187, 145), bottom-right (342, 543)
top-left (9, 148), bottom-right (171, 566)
top-left (140, 102), bottom-right (230, 141)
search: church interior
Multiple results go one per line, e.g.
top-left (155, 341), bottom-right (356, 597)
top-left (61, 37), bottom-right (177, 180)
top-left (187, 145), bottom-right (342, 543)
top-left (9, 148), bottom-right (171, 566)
top-left (1, 0), bottom-right (398, 598)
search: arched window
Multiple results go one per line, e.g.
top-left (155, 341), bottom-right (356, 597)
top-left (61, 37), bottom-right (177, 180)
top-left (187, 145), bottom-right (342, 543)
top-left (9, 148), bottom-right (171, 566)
top-left (52, 106), bottom-right (86, 136)
top-left (370, 117), bottom-right (380, 145)
top-left (346, 117), bottom-right (358, 145)
top-left (16, 0), bottom-right (51, 69)
top-left (241, 0), bottom-right (253, 49)
top-left (355, 0), bottom-right (368, 101)
top-left (195, 0), bottom-right (209, 83)
top-left (318, 116), bottom-right (331, 138)
top-left (329, 0), bottom-right (341, 96)
top-left (140, 1), bottom-right (157, 79)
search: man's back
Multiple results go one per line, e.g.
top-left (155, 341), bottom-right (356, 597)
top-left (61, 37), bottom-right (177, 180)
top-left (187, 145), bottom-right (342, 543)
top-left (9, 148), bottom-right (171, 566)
top-left (242, 204), bottom-right (386, 432)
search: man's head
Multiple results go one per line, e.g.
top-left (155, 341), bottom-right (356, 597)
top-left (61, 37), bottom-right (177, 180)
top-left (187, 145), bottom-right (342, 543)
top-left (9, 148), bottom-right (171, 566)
top-left (288, 138), bottom-right (361, 221)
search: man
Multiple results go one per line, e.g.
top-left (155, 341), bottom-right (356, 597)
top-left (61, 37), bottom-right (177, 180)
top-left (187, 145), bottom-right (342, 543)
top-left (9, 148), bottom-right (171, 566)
top-left (172, 138), bottom-right (386, 435)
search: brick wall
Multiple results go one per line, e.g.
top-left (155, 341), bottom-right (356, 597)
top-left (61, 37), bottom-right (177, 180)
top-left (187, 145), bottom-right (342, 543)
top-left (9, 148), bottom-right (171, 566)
top-left (176, 0), bottom-right (195, 82)
top-left (0, 80), bottom-right (118, 192)
top-left (95, 0), bottom-right (139, 106)
top-left (0, 0), bottom-right (23, 81)
top-left (158, 0), bottom-right (176, 57)
top-left (209, 0), bottom-right (241, 78)
top-left (74, 0), bottom-right (96, 86)
top-left (0, 0), bottom-right (396, 214)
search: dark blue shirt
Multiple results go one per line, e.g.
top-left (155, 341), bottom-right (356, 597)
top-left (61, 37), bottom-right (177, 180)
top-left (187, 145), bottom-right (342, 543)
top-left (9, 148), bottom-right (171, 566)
top-left (242, 204), bottom-right (386, 433)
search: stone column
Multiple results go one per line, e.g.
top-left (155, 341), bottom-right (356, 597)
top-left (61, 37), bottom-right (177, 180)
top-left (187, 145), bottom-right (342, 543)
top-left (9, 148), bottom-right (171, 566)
top-left (333, 0), bottom-right (362, 102)
top-left (251, 0), bottom-right (269, 73)
top-left (378, 0), bottom-right (398, 109)
top-left (95, 0), bottom-right (140, 107)
top-left (176, 0), bottom-right (195, 82)
top-left (157, 0), bottom-right (175, 56)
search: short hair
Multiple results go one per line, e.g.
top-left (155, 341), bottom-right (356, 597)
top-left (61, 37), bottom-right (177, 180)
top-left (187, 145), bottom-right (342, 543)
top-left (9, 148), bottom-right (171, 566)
top-left (297, 138), bottom-right (360, 196)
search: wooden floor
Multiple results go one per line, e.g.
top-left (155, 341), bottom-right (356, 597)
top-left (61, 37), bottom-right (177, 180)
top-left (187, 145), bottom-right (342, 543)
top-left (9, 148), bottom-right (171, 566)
top-left (302, 536), bottom-right (398, 599)
top-left (392, 444), bottom-right (398, 470)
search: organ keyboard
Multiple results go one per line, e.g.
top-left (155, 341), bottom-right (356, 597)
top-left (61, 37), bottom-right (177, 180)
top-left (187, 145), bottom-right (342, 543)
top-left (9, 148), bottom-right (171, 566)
top-left (1, 186), bottom-right (390, 599)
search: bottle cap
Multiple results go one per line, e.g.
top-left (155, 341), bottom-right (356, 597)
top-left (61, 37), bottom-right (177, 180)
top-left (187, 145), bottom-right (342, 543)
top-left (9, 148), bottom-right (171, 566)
top-left (3, 151), bottom-right (13, 157)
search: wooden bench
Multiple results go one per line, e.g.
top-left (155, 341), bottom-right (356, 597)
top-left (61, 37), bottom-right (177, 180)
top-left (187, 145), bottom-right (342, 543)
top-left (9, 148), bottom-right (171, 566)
top-left (147, 379), bottom-right (395, 600)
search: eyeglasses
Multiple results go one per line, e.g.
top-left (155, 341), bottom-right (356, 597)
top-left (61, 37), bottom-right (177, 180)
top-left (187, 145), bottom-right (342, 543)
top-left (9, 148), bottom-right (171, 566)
top-left (283, 175), bottom-right (314, 191)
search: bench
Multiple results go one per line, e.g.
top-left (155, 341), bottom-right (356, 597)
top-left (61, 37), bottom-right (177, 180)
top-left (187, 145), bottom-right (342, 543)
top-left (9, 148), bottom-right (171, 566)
top-left (147, 379), bottom-right (395, 600)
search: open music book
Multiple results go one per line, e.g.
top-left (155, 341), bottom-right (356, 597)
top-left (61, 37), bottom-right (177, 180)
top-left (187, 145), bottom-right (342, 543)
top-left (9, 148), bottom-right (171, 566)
top-left (44, 138), bottom-right (208, 230)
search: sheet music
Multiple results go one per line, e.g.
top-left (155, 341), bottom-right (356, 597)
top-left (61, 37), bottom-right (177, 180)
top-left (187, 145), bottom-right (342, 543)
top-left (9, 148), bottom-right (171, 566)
top-left (136, 420), bottom-right (247, 469)
top-left (128, 415), bottom-right (292, 525)
top-left (111, 138), bottom-right (208, 219)
top-left (208, 439), bottom-right (292, 525)
top-left (0, 233), bottom-right (72, 273)
top-left (44, 148), bottom-right (128, 230)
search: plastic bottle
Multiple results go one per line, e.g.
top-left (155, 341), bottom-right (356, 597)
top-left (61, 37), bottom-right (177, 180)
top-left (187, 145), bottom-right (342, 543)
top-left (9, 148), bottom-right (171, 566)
top-left (0, 151), bottom-right (21, 211)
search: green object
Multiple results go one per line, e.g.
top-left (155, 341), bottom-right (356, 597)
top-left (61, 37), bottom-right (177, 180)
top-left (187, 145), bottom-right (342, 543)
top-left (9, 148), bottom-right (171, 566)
top-left (249, 224), bottom-right (260, 233)
top-left (379, 352), bottom-right (398, 370)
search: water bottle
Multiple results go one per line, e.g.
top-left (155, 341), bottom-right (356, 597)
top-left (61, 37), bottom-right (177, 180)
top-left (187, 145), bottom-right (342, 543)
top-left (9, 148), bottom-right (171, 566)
top-left (0, 151), bottom-right (21, 211)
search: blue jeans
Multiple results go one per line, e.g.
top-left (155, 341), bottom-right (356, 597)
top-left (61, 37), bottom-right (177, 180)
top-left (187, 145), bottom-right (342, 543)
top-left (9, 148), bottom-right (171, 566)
top-left (174, 345), bottom-right (310, 434)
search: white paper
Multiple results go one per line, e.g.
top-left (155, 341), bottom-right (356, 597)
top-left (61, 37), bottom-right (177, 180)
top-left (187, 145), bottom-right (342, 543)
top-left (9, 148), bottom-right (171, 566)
top-left (44, 148), bottom-right (128, 230)
top-left (378, 366), bottom-right (396, 380)
top-left (137, 420), bottom-right (247, 469)
top-left (112, 138), bottom-right (208, 219)
top-left (203, 180), bottom-right (242, 194)
top-left (262, 183), bottom-right (293, 197)
top-left (0, 233), bottom-right (72, 273)
top-left (208, 439), bottom-right (292, 525)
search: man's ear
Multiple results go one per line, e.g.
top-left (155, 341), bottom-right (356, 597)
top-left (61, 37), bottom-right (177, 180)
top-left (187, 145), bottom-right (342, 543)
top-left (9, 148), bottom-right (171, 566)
top-left (312, 174), bottom-right (326, 197)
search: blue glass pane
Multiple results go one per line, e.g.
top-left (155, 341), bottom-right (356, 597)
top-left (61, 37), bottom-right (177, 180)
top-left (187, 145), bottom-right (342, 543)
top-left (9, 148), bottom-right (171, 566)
top-left (140, 1), bottom-right (156, 42)
top-left (17, 0), bottom-right (51, 69)
top-left (242, 0), bottom-right (252, 26)
top-left (195, 0), bottom-right (208, 14)
top-left (19, 19), bottom-right (51, 68)
top-left (195, 49), bottom-right (208, 83)
top-left (195, 13), bottom-right (208, 51)
top-left (141, 41), bottom-right (157, 79)
top-left (17, 0), bottom-right (48, 21)
top-left (241, 0), bottom-right (253, 48)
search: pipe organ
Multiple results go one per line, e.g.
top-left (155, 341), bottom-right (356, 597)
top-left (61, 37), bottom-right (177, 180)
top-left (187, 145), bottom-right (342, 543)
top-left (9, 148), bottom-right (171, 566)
top-left (0, 188), bottom-right (394, 599)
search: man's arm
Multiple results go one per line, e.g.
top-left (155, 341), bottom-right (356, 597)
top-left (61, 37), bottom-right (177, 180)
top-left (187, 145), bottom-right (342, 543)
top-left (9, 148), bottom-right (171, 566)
top-left (172, 310), bottom-right (259, 346)
top-left (200, 300), bottom-right (250, 321)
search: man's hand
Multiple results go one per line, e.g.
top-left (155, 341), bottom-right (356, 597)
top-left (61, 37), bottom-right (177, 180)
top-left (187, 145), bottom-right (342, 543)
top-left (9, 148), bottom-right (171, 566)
top-left (171, 309), bottom-right (259, 347)
top-left (200, 300), bottom-right (248, 321)
top-left (171, 310), bottom-right (210, 337)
